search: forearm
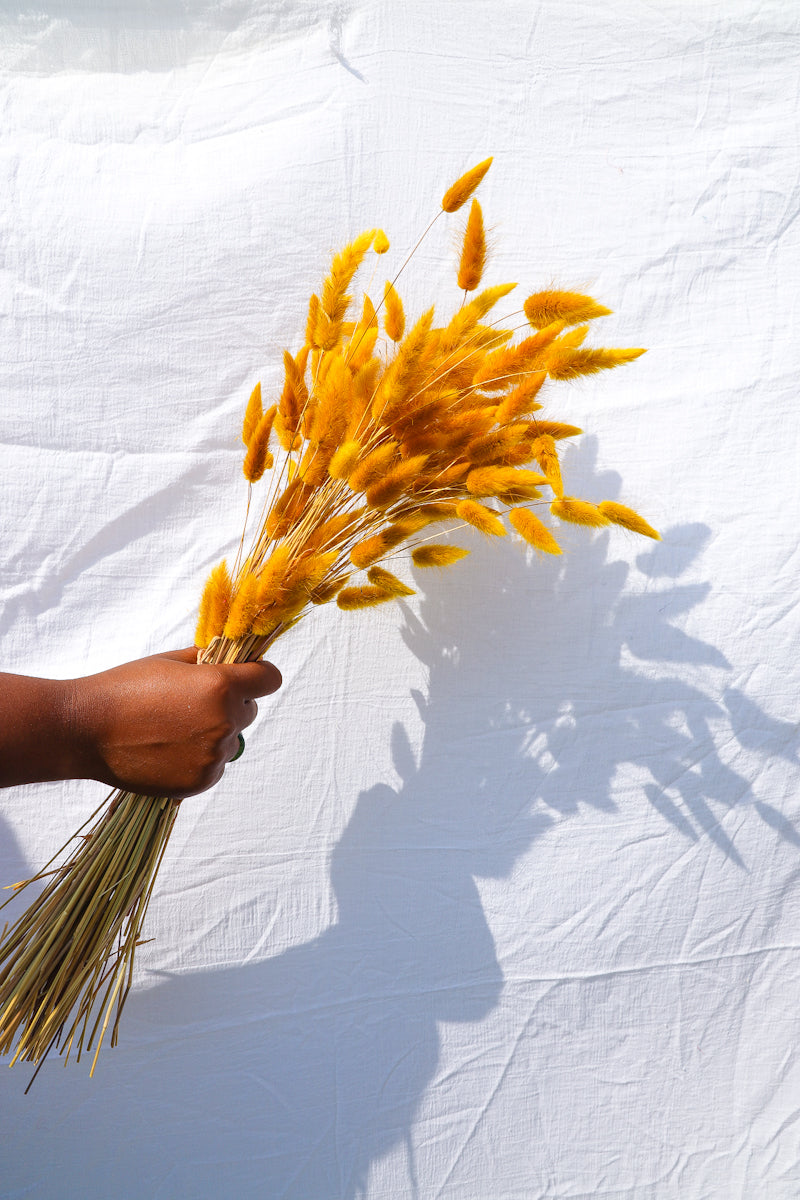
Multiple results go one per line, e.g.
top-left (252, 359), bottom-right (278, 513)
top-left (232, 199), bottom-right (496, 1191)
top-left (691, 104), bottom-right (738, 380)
top-left (0, 672), bottom-right (86, 787)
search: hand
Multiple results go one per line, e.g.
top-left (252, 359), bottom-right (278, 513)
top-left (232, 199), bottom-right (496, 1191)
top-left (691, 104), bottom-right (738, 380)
top-left (68, 648), bottom-right (282, 798)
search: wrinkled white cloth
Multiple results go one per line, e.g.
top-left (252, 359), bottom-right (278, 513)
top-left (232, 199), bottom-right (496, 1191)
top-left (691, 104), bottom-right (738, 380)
top-left (1, 3), bottom-right (799, 1197)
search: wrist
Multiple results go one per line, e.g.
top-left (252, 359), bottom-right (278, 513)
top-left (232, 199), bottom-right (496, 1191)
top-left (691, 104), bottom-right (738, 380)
top-left (59, 674), bottom-right (105, 783)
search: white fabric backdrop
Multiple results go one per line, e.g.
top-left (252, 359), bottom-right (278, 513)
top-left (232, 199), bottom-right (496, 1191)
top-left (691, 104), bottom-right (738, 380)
top-left (1, 2), bottom-right (799, 1196)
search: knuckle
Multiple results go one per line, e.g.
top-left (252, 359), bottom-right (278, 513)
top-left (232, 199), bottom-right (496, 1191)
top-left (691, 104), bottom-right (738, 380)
top-left (216, 717), bottom-right (237, 741)
top-left (194, 762), bottom-right (224, 794)
top-left (203, 671), bottom-right (231, 707)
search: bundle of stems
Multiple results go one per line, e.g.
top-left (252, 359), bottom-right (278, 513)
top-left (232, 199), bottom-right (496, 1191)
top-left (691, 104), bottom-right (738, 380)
top-left (0, 158), bottom-right (658, 1080)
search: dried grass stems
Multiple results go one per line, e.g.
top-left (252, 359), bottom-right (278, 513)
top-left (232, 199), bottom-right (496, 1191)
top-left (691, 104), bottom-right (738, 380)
top-left (0, 158), bottom-right (658, 1080)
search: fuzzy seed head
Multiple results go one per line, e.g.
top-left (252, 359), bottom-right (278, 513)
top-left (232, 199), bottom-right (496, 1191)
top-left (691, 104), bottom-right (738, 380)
top-left (365, 454), bottom-right (429, 509)
top-left (550, 497), bottom-right (611, 528)
top-left (337, 584), bottom-right (396, 610)
top-left (530, 420), bottom-right (583, 441)
top-left (441, 157), bottom-right (493, 213)
top-left (367, 566), bottom-right (416, 596)
top-left (456, 499), bottom-right (506, 537)
top-left (305, 294), bottom-right (321, 347)
top-left (329, 440), bottom-right (363, 480)
top-left (597, 501), bottom-right (660, 540)
top-left (242, 382), bottom-right (263, 446)
top-left (350, 525), bottom-right (408, 570)
top-left (509, 508), bottom-right (562, 555)
top-left (383, 281), bottom-right (406, 343)
top-left (546, 346), bottom-right (646, 380)
top-left (321, 229), bottom-right (375, 324)
top-left (223, 571), bottom-right (262, 640)
top-left (530, 433), bottom-right (563, 497)
top-left (348, 440), bottom-right (400, 492)
top-left (412, 544), bottom-right (470, 568)
top-left (457, 199), bottom-right (486, 292)
top-left (466, 466), bottom-right (546, 498)
top-left (524, 290), bottom-right (612, 329)
top-left (243, 405), bottom-right (278, 482)
top-left (495, 371), bottom-right (547, 424)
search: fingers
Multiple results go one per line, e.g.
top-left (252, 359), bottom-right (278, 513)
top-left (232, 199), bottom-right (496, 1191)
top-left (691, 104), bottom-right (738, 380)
top-left (239, 698), bottom-right (259, 730)
top-left (216, 660), bottom-right (282, 700)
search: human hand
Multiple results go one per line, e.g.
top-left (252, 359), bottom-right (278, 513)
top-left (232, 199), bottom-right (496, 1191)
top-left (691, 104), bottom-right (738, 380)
top-left (67, 648), bottom-right (281, 798)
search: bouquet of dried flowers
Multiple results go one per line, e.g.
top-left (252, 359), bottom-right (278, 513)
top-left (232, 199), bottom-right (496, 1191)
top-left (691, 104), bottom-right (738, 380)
top-left (0, 158), bottom-right (657, 1081)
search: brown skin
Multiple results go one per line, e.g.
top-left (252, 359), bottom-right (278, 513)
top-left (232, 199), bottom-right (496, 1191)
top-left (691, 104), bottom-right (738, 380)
top-left (0, 648), bottom-right (282, 798)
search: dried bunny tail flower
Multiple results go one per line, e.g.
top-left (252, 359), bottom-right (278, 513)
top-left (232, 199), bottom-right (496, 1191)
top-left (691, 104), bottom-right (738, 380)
top-left (426, 462), bottom-right (472, 489)
top-left (559, 324), bottom-right (590, 349)
top-left (255, 551), bottom-right (340, 632)
top-left (313, 310), bottom-right (344, 353)
top-left (243, 405), bottom-right (277, 482)
top-left (441, 156), bottom-right (493, 213)
top-left (509, 508), bottom-right (562, 555)
top-left (360, 293), bottom-right (377, 327)
top-left (383, 280), bottom-right (406, 343)
top-left (347, 320), bottom-right (379, 369)
top-left (547, 346), bottom-right (646, 380)
top-left (597, 501), bottom-right (660, 540)
top-left (550, 497), bottom-right (610, 528)
top-left (256, 544), bottom-right (293, 607)
top-left (366, 454), bottom-right (429, 509)
top-left (242, 382), bottom-right (263, 446)
top-left (348, 440), bottom-right (400, 492)
top-left (472, 321), bottom-right (564, 389)
top-left (465, 281), bottom-right (516, 321)
top-left (496, 481), bottom-right (544, 504)
top-left (195, 588), bottom-right (212, 649)
top-left (376, 307), bottom-right (436, 422)
top-left (457, 199), bottom-right (486, 292)
top-left (290, 549), bottom-right (339, 593)
top-left (195, 560), bottom-right (232, 648)
top-left (529, 434), bottom-right (563, 497)
top-left (495, 371), bottom-right (547, 423)
top-left (305, 293), bottom-right (321, 346)
top-left (374, 230), bottom-right (390, 254)
top-left (524, 290), bottom-right (612, 329)
top-left (530, 420), bottom-right (583, 440)
top-left (367, 566), bottom-right (416, 596)
top-left (321, 229), bottom-right (376, 324)
top-left (309, 572), bottom-right (351, 604)
top-left (206, 560), bottom-right (233, 638)
top-left (350, 523), bottom-right (410, 570)
top-left (273, 411), bottom-right (302, 453)
top-left (328, 440), bottom-right (363, 480)
top-left (412, 544), bottom-right (470, 568)
top-left (278, 350), bottom-right (308, 436)
top-left (298, 441), bottom-right (337, 488)
top-left (392, 502), bottom-right (459, 531)
top-left (456, 499), bottom-right (506, 537)
top-left (409, 501), bottom-right (459, 522)
top-left (308, 353), bottom-right (349, 449)
top-left (465, 424), bottom-right (528, 466)
top-left (337, 584), bottom-right (396, 610)
top-left (466, 466), bottom-right (547, 498)
top-left (223, 570), bottom-right (262, 639)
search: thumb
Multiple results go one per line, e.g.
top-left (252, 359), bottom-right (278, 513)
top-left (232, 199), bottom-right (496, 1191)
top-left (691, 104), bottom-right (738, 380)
top-left (215, 659), bottom-right (282, 699)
